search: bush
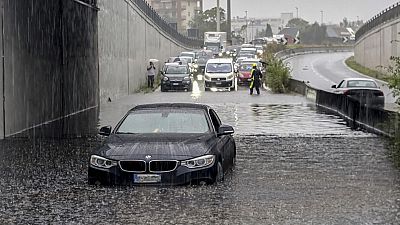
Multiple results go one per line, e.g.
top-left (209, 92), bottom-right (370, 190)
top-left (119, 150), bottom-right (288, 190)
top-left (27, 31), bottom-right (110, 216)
top-left (265, 57), bottom-right (291, 93)
top-left (387, 56), bottom-right (400, 98)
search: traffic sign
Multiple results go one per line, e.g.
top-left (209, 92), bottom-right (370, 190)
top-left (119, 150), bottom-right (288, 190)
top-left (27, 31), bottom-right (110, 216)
top-left (342, 36), bottom-right (348, 43)
top-left (294, 37), bottom-right (300, 44)
top-left (281, 37), bottom-right (288, 45)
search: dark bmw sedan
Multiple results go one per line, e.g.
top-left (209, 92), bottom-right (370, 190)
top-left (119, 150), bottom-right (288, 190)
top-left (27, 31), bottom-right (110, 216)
top-left (88, 103), bottom-right (236, 186)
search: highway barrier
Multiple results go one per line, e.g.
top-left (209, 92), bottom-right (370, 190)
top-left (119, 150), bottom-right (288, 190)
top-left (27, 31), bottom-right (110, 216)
top-left (278, 48), bottom-right (400, 137)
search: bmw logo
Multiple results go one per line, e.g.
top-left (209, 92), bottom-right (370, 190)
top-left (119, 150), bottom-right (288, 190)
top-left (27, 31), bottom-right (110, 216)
top-left (145, 155), bottom-right (152, 160)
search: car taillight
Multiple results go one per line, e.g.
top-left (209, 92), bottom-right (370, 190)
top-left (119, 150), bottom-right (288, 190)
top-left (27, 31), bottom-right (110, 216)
top-left (374, 91), bottom-right (384, 96)
top-left (343, 90), bottom-right (351, 95)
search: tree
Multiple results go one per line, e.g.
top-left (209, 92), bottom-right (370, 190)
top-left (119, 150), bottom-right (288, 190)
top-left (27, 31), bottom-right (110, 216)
top-left (387, 56), bottom-right (400, 98)
top-left (340, 17), bottom-right (349, 28)
top-left (265, 24), bottom-right (273, 37)
top-left (300, 22), bottom-right (327, 45)
top-left (287, 18), bottom-right (309, 32)
top-left (189, 7), bottom-right (227, 38)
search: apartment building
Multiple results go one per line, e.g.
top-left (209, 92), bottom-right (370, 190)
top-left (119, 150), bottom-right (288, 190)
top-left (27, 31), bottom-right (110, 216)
top-left (146, 0), bottom-right (203, 34)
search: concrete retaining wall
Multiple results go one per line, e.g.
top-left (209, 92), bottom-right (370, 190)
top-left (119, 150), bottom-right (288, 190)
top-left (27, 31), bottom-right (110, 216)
top-left (1, 0), bottom-right (99, 138)
top-left (355, 17), bottom-right (400, 73)
top-left (98, 0), bottom-right (191, 103)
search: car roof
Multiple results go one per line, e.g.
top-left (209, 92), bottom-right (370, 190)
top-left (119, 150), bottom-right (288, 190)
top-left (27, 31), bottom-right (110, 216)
top-left (130, 103), bottom-right (210, 112)
top-left (343, 78), bottom-right (376, 82)
top-left (207, 58), bottom-right (233, 63)
top-left (242, 58), bottom-right (260, 62)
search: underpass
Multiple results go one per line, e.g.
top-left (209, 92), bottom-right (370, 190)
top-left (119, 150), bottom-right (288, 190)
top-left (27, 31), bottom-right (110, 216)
top-left (1, 75), bottom-right (400, 224)
top-left (0, 0), bottom-right (399, 223)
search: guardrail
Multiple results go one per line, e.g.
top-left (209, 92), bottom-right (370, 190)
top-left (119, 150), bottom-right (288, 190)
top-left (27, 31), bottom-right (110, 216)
top-left (130, 0), bottom-right (202, 48)
top-left (274, 46), bottom-right (354, 60)
top-left (356, 2), bottom-right (400, 41)
top-left (280, 48), bottom-right (399, 137)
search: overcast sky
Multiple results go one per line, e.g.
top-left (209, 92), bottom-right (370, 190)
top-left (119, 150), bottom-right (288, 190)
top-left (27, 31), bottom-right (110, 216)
top-left (203, 0), bottom-right (400, 24)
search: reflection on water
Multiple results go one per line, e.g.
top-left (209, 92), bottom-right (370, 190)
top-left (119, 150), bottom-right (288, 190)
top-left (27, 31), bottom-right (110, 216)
top-left (211, 103), bottom-right (373, 137)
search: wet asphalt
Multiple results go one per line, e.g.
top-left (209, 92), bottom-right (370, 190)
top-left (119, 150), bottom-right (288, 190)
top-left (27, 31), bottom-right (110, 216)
top-left (1, 77), bottom-right (400, 224)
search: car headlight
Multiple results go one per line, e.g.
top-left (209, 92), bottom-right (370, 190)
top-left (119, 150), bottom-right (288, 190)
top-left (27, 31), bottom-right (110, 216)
top-left (204, 75), bottom-right (211, 81)
top-left (181, 155), bottom-right (215, 169)
top-left (227, 74), bottom-right (234, 80)
top-left (184, 76), bottom-right (190, 81)
top-left (90, 155), bottom-right (118, 169)
top-left (163, 76), bottom-right (169, 81)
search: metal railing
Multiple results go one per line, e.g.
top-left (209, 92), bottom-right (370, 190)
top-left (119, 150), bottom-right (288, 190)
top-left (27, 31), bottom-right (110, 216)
top-left (130, 0), bottom-right (202, 48)
top-left (356, 2), bottom-right (400, 41)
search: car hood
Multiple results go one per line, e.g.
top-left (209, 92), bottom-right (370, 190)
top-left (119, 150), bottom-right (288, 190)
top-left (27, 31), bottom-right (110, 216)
top-left (165, 74), bottom-right (189, 78)
top-left (96, 133), bottom-right (216, 161)
top-left (239, 71), bottom-right (251, 78)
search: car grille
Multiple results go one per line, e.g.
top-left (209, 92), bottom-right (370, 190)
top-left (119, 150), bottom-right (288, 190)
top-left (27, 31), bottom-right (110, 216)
top-left (149, 161), bottom-right (178, 173)
top-left (211, 78), bottom-right (226, 81)
top-left (119, 160), bottom-right (146, 172)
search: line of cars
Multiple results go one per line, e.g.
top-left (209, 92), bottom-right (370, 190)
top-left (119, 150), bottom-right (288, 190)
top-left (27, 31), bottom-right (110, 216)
top-left (161, 50), bottom-right (213, 92)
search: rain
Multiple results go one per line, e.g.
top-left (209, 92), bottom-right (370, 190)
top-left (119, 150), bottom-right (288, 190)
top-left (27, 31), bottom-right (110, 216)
top-left (0, 0), bottom-right (399, 224)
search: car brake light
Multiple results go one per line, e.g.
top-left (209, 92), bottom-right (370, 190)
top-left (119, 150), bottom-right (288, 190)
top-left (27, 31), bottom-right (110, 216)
top-left (375, 91), bottom-right (384, 96)
top-left (343, 90), bottom-right (351, 95)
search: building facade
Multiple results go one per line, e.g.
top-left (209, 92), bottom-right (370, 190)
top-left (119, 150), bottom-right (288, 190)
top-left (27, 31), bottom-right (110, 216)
top-left (146, 0), bottom-right (202, 34)
top-left (232, 13), bottom-right (294, 42)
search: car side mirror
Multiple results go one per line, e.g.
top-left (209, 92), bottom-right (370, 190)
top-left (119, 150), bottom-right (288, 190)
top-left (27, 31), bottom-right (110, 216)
top-left (331, 85), bottom-right (337, 89)
top-left (217, 125), bottom-right (234, 136)
top-left (99, 126), bottom-right (112, 136)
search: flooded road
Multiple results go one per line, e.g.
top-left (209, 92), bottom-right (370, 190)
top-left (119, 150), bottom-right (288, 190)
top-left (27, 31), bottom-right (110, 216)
top-left (1, 88), bottom-right (399, 224)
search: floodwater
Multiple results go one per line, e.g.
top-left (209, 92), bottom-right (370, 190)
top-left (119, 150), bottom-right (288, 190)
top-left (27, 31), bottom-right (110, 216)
top-left (0, 90), bottom-right (399, 224)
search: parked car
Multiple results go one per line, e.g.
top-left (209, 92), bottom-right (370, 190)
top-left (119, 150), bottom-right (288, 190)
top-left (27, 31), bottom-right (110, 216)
top-left (88, 103), bottom-right (236, 186)
top-left (161, 64), bottom-right (192, 92)
top-left (204, 58), bottom-right (237, 91)
top-left (331, 78), bottom-right (385, 107)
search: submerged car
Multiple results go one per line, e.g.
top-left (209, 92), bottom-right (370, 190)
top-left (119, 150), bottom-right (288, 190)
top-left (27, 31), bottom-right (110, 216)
top-left (331, 78), bottom-right (385, 107)
top-left (88, 103), bottom-right (236, 186)
top-left (161, 64), bottom-right (192, 92)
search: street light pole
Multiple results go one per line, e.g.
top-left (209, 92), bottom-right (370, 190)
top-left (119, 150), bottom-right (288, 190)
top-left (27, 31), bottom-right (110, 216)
top-left (295, 7), bottom-right (298, 18)
top-left (216, 0), bottom-right (220, 32)
top-left (320, 10), bottom-right (324, 25)
top-left (245, 10), bottom-right (248, 43)
top-left (227, 0), bottom-right (231, 44)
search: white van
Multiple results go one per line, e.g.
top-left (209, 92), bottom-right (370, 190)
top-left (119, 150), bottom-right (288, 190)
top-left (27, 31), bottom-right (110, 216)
top-left (204, 58), bottom-right (236, 90)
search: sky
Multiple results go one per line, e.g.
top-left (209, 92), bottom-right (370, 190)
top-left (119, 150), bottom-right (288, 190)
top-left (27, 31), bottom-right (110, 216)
top-left (203, 0), bottom-right (400, 24)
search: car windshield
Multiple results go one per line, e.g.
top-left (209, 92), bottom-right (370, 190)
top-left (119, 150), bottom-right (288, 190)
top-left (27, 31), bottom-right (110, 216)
top-left (180, 53), bottom-right (195, 58)
top-left (117, 109), bottom-right (210, 134)
top-left (239, 64), bottom-right (253, 71)
top-left (165, 66), bottom-right (188, 74)
top-left (206, 46), bottom-right (219, 52)
top-left (347, 80), bottom-right (377, 88)
top-left (206, 63), bottom-right (232, 73)
top-left (180, 57), bottom-right (192, 63)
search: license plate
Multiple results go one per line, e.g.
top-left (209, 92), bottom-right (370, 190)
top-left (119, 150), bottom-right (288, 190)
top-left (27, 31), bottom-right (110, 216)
top-left (247, 79), bottom-right (252, 81)
top-left (216, 82), bottom-right (222, 85)
top-left (172, 83), bottom-right (179, 86)
top-left (133, 174), bottom-right (161, 183)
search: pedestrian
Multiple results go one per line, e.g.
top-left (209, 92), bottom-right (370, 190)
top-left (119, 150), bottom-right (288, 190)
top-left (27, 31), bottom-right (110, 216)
top-left (249, 63), bottom-right (263, 95)
top-left (147, 61), bottom-right (156, 88)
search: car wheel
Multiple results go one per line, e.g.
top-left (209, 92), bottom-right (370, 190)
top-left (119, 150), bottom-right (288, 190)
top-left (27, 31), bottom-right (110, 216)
top-left (215, 161), bottom-right (224, 182)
